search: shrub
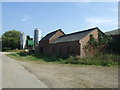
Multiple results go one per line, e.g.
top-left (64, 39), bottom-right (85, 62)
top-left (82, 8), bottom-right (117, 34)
top-left (11, 50), bottom-right (119, 66)
top-left (65, 56), bottom-right (79, 64)
top-left (17, 51), bottom-right (29, 56)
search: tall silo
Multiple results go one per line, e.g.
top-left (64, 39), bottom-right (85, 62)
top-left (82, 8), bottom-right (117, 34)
top-left (34, 28), bottom-right (41, 45)
top-left (20, 32), bottom-right (27, 49)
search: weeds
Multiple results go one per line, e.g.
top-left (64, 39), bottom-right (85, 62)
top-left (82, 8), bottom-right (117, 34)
top-left (8, 51), bottom-right (119, 66)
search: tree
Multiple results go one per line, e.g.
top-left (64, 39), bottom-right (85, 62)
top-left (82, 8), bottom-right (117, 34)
top-left (98, 32), bottom-right (112, 45)
top-left (2, 30), bottom-right (21, 51)
top-left (85, 32), bottom-right (113, 55)
top-left (27, 35), bottom-right (31, 40)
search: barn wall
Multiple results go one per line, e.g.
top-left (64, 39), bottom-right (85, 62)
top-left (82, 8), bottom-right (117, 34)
top-left (80, 29), bottom-right (99, 57)
top-left (44, 41), bottom-right (80, 57)
top-left (36, 40), bottom-right (49, 54)
top-left (37, 30), bottom-right (65, 54)
top-left (49, 30), bottom-right (65, 43)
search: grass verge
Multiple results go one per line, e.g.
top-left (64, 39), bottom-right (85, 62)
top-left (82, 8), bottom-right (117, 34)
top-left (7, 51), bottom-right (119, 66)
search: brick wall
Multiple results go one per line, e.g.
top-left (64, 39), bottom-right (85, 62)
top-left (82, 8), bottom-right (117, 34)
top-left (38, 30), bottom-right (65, 54)
top-left (44, 41), bottom-right (80, 57)
top-left (80, 29), bottom-right (99, 57)
top-left (49, 30), bottom-right (65, 43)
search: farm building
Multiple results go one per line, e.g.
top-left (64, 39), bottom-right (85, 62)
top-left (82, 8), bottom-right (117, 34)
top-left (36, 27), bottom-right (103, 57)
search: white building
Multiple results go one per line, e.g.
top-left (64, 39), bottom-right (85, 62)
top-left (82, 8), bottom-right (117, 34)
top-left (34, 28), bottom-right (41, 45)
top-left (20, 32), bottom-right (26, 49)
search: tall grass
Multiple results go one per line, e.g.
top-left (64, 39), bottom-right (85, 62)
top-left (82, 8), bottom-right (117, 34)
top-left (65, 54), bottom-right (119, 66)
top-left (8, 51), bottom-right (119, 66)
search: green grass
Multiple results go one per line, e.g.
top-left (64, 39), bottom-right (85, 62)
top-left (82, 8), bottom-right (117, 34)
top-left (7, 51), bottom-right (120, 66)
top-left (7, 53), bottom-right (45, 62)
top-left (2, 49), bottom-right (23, 52)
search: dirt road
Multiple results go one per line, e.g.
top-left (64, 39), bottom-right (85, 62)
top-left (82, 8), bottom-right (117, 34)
top-left (1, 53), bottom-right (47, 88)
top-left (1, 52), bottom-right (118, 88)
top-left (18, 58), bottom-right (118, 88)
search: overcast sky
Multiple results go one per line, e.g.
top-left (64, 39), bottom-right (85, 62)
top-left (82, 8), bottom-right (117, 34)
top-left (2, 2), bottom-right (118, 37)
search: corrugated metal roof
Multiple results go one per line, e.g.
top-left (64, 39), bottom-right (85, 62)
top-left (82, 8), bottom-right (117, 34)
top-left (51, 27), bottom-right (98, 44)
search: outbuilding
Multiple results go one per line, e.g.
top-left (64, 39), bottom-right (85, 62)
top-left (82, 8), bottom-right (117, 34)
top-left (37, 27), bottom-right (102, 57)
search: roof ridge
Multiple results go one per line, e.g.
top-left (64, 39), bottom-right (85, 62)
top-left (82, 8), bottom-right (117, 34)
top-left (51, 27), bottom-right (99, 44)
top-left (40, 29), bottom-right (64, 41)
top-left (47, 29), bottom-right (60, 34)
top-left (60, 27), bottom-right (98, 38)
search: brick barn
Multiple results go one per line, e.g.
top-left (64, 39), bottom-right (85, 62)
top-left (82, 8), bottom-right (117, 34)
top-left (36, 27), bottom-right (102, 57)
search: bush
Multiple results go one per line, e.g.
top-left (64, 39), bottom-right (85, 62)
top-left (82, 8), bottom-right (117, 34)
top-left (65, 56), bottom-right (79, 64)
top-left (17, 51), bottom-right (29, 56)
top-left (64, 54), bottom-right (119, 66)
